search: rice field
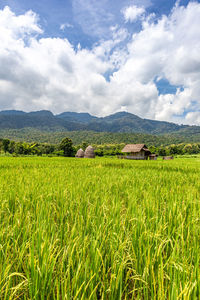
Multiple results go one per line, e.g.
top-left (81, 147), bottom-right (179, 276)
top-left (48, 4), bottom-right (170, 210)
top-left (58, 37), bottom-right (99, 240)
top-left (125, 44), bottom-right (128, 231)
top-left (0, 156), bottom-right (200, 299)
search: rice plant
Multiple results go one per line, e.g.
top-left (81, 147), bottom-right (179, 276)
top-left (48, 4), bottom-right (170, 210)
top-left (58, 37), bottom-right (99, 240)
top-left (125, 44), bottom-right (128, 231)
top-left (0, 157), bottom-right (200, 299)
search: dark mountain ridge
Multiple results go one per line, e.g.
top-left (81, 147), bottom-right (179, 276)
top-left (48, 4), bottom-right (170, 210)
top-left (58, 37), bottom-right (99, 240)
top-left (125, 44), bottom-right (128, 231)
top-left (57, 111), bottom-right (97, 123)
top-left (0, 109), bottom-right (197, 135)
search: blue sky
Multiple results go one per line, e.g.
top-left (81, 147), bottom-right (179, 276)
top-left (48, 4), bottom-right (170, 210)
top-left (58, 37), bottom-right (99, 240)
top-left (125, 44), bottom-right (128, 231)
top-left (0, 0), bottom-right (200, 124)
top-left (0, 0), bottom-right (192, 46)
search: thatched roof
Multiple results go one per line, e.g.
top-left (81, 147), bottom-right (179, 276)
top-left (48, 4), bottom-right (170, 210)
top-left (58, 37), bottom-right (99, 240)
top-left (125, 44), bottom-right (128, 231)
top-left (122, 144), bottom-right (151, 153)
top-left (75, 148), bottom-right (84, 158)
top-left (84, 145), bottom-right (95, 158)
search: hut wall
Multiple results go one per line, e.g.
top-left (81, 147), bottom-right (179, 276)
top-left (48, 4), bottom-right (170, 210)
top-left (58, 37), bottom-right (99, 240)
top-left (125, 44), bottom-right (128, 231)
top-left (125, 150), bottom-right (147, 160)
top-left (149, 155), bottom-right (157, 160)
top-left (149, 156), bottom-right (157, 160)
top-left (131, 150), bottom-right (145, 157)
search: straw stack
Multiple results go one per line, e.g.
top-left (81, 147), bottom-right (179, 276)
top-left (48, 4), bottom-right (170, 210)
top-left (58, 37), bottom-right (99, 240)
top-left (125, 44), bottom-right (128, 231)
top-left (75, 148), bottom-right (85, 158)
top-left (84, 146), bottom-right (95, 158)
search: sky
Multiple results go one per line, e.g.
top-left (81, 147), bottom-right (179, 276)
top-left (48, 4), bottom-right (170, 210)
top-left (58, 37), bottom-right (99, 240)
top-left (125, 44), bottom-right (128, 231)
top-left (0, 0), bottom-right (200, 124)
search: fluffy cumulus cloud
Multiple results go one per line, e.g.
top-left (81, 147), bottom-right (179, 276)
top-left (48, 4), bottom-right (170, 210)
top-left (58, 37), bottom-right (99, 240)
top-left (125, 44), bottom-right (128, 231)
top-left (122, 5), bottom-right (145, 23)
top-left (0, 3), bottom-right (200, 123)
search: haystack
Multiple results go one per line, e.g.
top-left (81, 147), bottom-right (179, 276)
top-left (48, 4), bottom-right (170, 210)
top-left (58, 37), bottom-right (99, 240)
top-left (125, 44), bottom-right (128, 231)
top-left (84, 145), bottom-right (95, 158)
top-left (75, 148), bottom-right (85, 158)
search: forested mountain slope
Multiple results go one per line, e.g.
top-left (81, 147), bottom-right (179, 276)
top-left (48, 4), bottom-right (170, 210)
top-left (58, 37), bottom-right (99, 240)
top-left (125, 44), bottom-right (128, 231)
top-left (0, 110), bottom-right (197, 135)
top-left (1, 128), bottom-right (200, 146)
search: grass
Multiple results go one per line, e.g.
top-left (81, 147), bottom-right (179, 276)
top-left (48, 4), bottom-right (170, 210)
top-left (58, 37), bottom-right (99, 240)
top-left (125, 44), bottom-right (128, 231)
top-left (0, 157), bottom-right (200, 299)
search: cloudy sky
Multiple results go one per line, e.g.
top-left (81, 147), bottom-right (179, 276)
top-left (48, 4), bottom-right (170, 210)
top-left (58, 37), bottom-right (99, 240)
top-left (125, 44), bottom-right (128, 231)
top-left (0, 0), bottom-right (200, 124)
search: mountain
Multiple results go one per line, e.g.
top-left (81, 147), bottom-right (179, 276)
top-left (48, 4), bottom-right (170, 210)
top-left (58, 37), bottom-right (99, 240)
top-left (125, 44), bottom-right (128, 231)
top-left (0, 110), bottom-right (85, 131)
top-left (0, 109), bottom-right (198, 135)
top-left (85, 112), bottom-right (187, 134)
top-left (57, 112), bottom-right (97, 123)
top-left (0, 110), bottom-right (26, 115)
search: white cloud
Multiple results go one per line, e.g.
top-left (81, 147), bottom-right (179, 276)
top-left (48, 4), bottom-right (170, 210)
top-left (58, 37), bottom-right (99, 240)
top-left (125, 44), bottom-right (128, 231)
top-left (112, 1), bottom-right (200, 123)
top-left (60, 23), bottom-right (74, 31)
top-left (72, 0), bottom-right (114, 38)
top-left (123, 5), bottom-right (145, 23)
top-left (185, 111), bottom-right (200, 125)
top-left (1, 3), bottom-right (200, 124)
top-left (0, 6), bottom-right (42, 40)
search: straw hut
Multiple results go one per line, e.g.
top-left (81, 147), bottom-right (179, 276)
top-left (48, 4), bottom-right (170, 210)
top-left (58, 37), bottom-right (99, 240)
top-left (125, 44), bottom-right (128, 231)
top-left (149, 154), bottom-right (158, 160)
top-left (121, 144), bottom-right (151, 160)
top-left (163, 156), bottom-right (174, 160)
top-left (84, 145), bottom-right (95, 158)
top-left (75, 148), bottom-right (85, 158)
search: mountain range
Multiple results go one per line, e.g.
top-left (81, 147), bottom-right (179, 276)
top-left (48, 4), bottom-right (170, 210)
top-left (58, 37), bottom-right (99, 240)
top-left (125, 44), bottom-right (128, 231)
top-left (0, 110), bottom-right (199, 135)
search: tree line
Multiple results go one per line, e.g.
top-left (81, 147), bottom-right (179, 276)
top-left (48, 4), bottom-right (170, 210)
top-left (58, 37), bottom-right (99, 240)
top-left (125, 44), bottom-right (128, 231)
top-left (1, 128), bottom-right (200, 146)
top-left (0, 138), bottom-right (78, 157)
top-left (1, 137), bottom-right (200, 157)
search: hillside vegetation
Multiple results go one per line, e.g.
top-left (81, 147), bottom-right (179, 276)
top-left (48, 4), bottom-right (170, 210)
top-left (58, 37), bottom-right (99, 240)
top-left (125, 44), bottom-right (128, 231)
top-left (1, 128), bottom-right (200, 146)
top-left (0, 110), bottom-right (199, 135)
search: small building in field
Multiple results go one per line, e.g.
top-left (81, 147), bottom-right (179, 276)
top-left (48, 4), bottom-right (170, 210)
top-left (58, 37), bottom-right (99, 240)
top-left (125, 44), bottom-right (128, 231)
top-left (84, 145), bottom-right (95, 158)
top-left (75, 148), bottom-right (85, 158)
top-left (149, 154), bottom-right (158, 160)
top-left (163, 156), bottom-right (174, 160)
top-left (121, 144), bottom-right (151, 160)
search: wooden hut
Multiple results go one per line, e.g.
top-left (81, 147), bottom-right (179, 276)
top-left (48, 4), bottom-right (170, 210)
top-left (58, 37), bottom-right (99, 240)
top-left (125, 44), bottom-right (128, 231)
top-left (163, 156), bottom-right (174, 160)
top-left (75, 148), bottom-right (85, 158)
top-left (149, 154), bottom-right (158, 160)
top-left (121, 144), bottom-right (151, 160)
top-left (84, 145), bottom-right (95, 158)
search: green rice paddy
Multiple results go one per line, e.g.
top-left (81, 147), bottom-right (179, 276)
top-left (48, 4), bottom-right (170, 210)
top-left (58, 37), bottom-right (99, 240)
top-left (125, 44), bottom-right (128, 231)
top-left (0, 157), bottom-right (200, 299)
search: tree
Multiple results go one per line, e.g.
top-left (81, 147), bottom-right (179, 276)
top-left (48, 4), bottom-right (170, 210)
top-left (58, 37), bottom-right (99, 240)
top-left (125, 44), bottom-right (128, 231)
top-left (8, 141), bottom-right (15, 154)
top-left (158, 146), bottom-right (166, 156)
top-left (2, 139), bottom-right (10, 153)
top-left (15, 142), bottom-right (25, 155)
top-left (59, 138), bottom-right (74, 157)
top-left (81, 142), bottom-right (88, 151)
top-left (183, 144), bottom-right (193, 154)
